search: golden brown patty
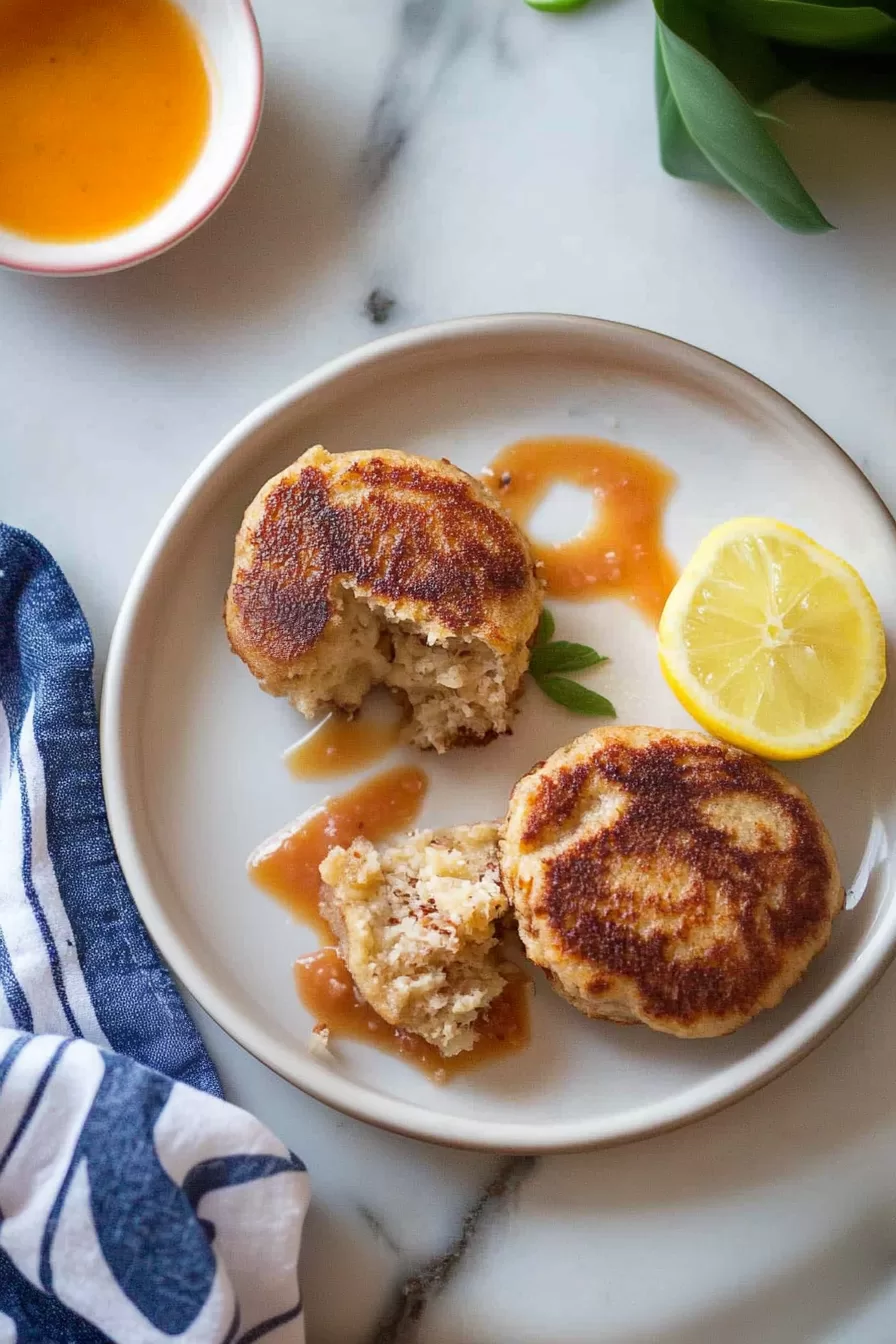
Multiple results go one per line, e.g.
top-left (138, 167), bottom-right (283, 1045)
top-left (500, 726), bottom-right (843, 1038)
top-left (225, 446), bottom-right (542, 749)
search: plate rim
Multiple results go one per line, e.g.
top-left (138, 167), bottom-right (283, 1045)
top-left (100, 312), bottom-right (896, 1153)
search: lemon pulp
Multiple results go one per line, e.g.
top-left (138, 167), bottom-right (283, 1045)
top-left (658, 518), bottom-right (886, 759)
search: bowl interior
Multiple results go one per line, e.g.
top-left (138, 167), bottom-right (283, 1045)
top-left (0, 0), bottom-right (262, 275)
top-left (103, 318), bottom-right (896, 1149)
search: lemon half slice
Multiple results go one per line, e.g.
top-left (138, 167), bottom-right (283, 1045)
top-left (658, 517), bottom-right (886, 760)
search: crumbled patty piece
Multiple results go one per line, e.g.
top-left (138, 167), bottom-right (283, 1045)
top-left (319, 823), bottom-right (509, 1056)
top-left (500, 726), bottom-right (843, 1038)
top-left (225, 446), bottom-right (543, 752)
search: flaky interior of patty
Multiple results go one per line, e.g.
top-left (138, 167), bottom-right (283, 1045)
top-left (283, 582), bottom-right (524, 752)
top-left (277, 588), bottom-right (389, 714)
top-left (388, 625), bottom-right (517, 749)
top-left (319, 824), bottom-right (508, 1056)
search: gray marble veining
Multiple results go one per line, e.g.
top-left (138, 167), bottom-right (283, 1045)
top-left (360, 0), bottom-right (477, 197)
top-left (365, 1157), bottom-right (538, 1344)
top-left (358, 1203), bottom-right (403, 1259)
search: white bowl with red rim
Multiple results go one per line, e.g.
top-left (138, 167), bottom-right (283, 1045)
top-left (0, 0), bottom-right (264, 277)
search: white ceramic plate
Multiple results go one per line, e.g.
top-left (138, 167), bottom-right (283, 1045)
top-left (101, 315), bottom-right (896, 1152)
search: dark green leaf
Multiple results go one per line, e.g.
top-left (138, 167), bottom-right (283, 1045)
top-left (654, 10), bottom-right (833, 232)
top-left (534, 608), bottom-right (555, 646)
top-left (699, 0), bottom-right (896, 51)
top-left (665, 0), bottom-right (805, 100)
top-left (656, 27), bottom-right (729, 182)
top-left (536, 676), bottom-right (617, 716)
top-left (810, 52), bottom-right (896, 94)
top-left (706, 24), bottom-right (808, 100)
top-left (530, 642), bottom-right (608, 676)
top-left (524, 0), bottom-right (591, 8)
top-left (654, 3), bottom-right (804, 182)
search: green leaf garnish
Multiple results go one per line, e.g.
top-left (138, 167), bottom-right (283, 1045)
top-left (534, 608), bottom-right (556, 646)
top-left (524, 0), bottom-right (592, 9)
top-left (525, 0), bottom-right (896, 229)
top-left (529, 608), bottom-right (615, 716)
top-left (692, 12), bottom-right (806, 105)
top-left (537, 677), bottom-right (617, 717)
top-left (653, 1), bottom-right (801, 185)
top-left (654, 5), bottom-right (833, 234)
top-left (655, 26), bottom-right (728, 187)
top-left (701, 0), bottom-right (896, 51)
top-left (530, 642), bottom-right (609, 677)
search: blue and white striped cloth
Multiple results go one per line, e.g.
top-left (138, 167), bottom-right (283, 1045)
top-left (0, 525), bottom-right (309, 1343)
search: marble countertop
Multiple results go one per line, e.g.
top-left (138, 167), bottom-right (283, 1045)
top-left (4, 1), bottom-right (896, 1339)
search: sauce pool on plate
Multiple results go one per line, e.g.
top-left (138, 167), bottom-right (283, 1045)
top-left (284, 715), bottom-right (402, 780)
top-left (0, 0), bottom-right (211, 242)
top-left (250, 764), bottom-right (532, 1077)
top-left (294, 949), bottom-right (531, 1082)
top-left (248, 765), bottom-right (429, 937)
top-left (284, 693), bottom-right (404, 780)
top-left (484, 435), bottom-right (678, 625)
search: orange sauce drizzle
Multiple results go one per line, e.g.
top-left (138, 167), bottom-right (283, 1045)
top-left (250, 765), bottom-right (530, 1077)
top-left (284, 705), bottom-right (402, 781)
top-left (484, 435), bottom-right (678, 625)
top-left (295, 948), bottom-right (531, 1082)
top-left (248, 766), bottom-right (428, 938)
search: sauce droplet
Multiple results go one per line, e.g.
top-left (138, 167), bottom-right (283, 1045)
top-left (248, 766), bottom-right (428, 937)
top-left (484, 435), bottom-right (678, 625)
top-left (295, 948), bottom-right (531, 1081)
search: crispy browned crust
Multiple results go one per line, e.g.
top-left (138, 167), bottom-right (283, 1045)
top-left (226, 446), bottom-right (541, 676)
top-left (501, 727), bottom-right (843, 1038)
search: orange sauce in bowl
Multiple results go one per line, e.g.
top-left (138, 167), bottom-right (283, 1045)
top-left (0, 0), bottom-right (211, 242)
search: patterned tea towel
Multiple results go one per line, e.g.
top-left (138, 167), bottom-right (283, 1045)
top-left (0, 524), bottom-right (309, 1343)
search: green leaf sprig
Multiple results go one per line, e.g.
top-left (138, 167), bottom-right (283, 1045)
top-left (529, 608), bottom-right (616, 717)
top-left (524, 0), bottom-right (591, 9)
top-left (523, 0), bottom-right (896, 232)
top-left (655, 2), bottom-right (832, 232)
